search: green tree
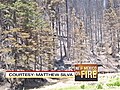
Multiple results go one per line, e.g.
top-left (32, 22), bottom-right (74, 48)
top-left (0, 0), bottom-right (55, 70)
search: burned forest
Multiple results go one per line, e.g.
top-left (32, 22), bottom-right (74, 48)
top-left (0, 0), bottom-right (120, 90)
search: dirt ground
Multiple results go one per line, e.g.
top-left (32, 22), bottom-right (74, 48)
top-left (29, 73), bottom-right (120, 90)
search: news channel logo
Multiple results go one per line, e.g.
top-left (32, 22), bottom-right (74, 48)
top-left (75, 64), bottom-right (98, 81)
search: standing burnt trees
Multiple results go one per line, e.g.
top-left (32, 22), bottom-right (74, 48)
top-left (103, 5), bottom-right (118, 56)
